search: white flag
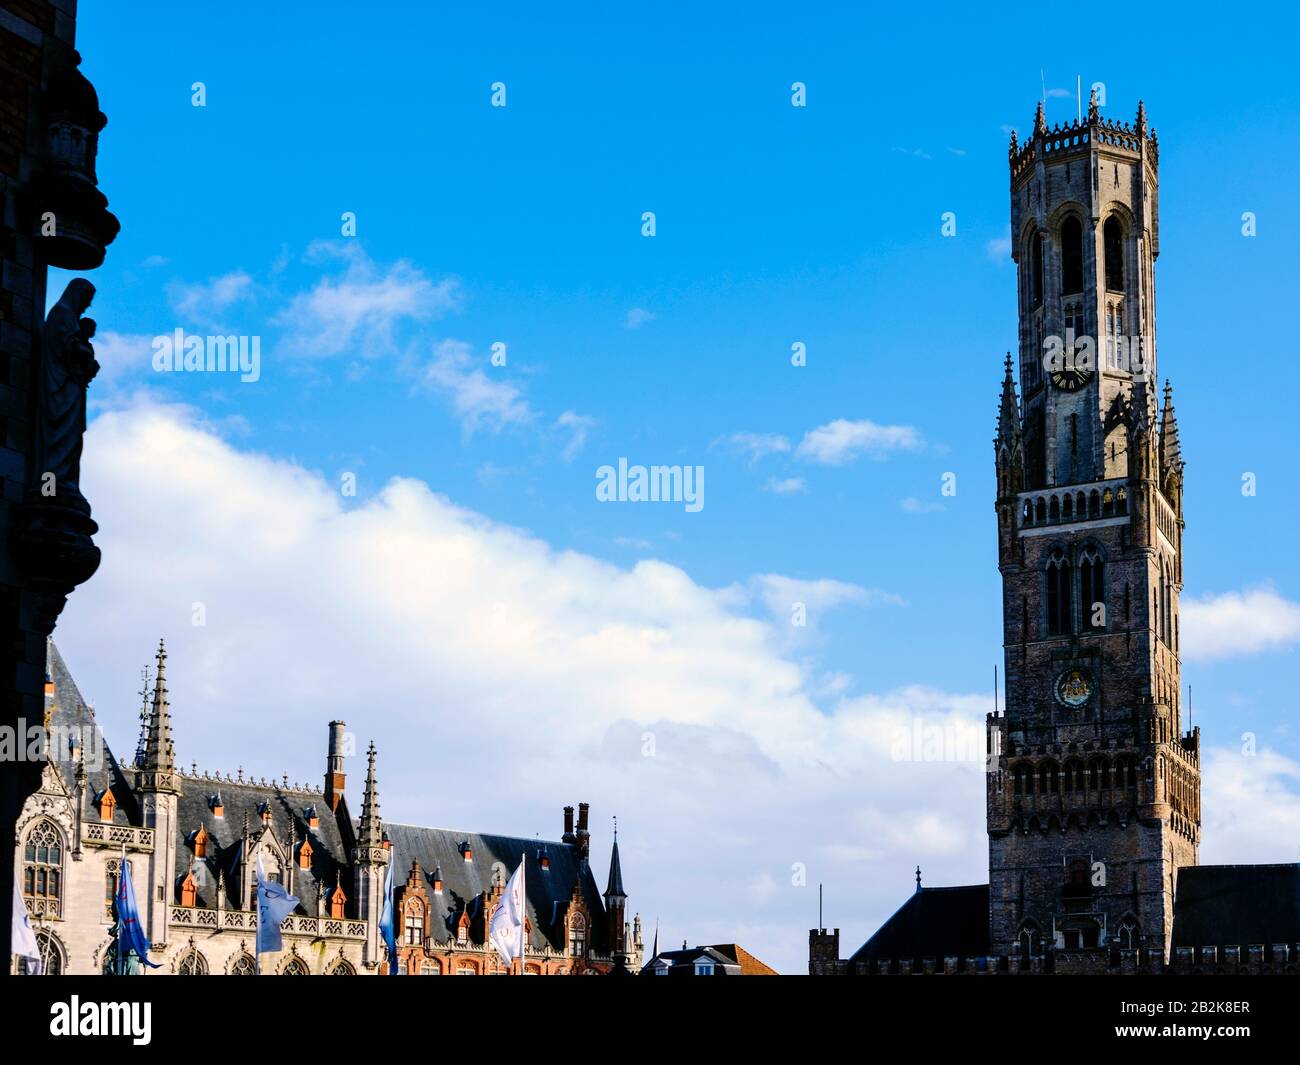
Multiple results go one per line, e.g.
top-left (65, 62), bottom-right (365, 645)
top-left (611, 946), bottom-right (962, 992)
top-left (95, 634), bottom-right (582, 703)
top-left (12, 868), bottom-right (41, 975)
top-left (488, 858), bottom-right (527, 968)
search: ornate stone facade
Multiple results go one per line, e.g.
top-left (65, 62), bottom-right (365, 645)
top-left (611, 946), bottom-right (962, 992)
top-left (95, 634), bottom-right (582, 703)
top-left (13, 642), bottom-right (640, 975)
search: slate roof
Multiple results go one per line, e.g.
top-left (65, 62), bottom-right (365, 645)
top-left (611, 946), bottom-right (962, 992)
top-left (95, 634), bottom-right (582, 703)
top-left (847, 884), bottom-right (991, 966)
top-left (174, 778), bottom-right (351, 913)
top-left (384, 822), bottom-right (610, 954)
top-left (47, 642), bottom-right (139, 827)
top-left (642, 943), bottom-right (777, 975)
top-left (1172, 864), bottom-right (1300, 951)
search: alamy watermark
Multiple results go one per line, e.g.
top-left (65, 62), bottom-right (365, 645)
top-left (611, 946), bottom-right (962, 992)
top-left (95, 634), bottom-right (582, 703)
top-left (152, 328), bottom-right (261, 382)
top-left (595, 458), bottom-right (704, 512)
top-left (1, 719), bottom-right (105, 770)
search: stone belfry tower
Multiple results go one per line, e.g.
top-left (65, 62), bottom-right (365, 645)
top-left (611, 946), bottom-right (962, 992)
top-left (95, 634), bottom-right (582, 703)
top-left (988, 96), bottom-right (1198, 965)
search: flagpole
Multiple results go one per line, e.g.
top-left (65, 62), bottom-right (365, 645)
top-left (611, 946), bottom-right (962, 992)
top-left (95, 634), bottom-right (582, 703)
top-left (519, 851), bottom-right (526, 976)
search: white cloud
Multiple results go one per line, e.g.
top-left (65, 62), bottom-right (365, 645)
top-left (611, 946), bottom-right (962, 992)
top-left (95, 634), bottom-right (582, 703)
top-left (1181, 586), bottom-right (1300, 662)
top-left (59, 400), bottom-right (996, 972)
top-left (168, 270), bottom-right (254, 327)
top-left (417, 339), bottom-right (534, 435)
top-left (555, 410), bottom-right (595, 461)
top-left (86, 331), bottom-right (157, 386)
top-left (625, 307), bottom-right (655, 330)
top-left (1201, 745), bottom-right (1300, 863)
top-left (764, 477), bottom-right (806, 495)
top-left (986, 230), bottom-right (1012, 262)
top-left (795, 419), bottom-right (923, 465)
top-left (900, 497), bottom-right (944, 514)
top-left (276, 245), bottom-right (460, 358)
top-left (719, 432), bottom-right (791, 464)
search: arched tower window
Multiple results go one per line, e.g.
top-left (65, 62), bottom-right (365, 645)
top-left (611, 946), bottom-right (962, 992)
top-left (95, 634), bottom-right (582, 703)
top-left (1060, 216), bottom-right (1083, 295)
top-left (1104, 216), bottom-right (1125, 292)
top-left (1046, 550), bottom-right (1073, 636)
top-left (1031, 232), bottom-right (1044, 307)
top-left (229, 953), bottom-right (256, 975)
top-left (1079, 546), bottom-right (1105, 631)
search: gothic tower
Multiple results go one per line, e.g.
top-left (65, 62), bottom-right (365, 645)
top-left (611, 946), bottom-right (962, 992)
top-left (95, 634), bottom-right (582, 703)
top-left (136, 639), bottom-right (181, 952)
top-left (988, 97), bottom-right (1198, 964)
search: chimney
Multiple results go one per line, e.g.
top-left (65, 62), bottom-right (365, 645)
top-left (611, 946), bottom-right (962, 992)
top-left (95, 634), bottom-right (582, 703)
top-left (325, 720), bottom-right (347, 811)
top-left (562, 805), bottom-right (575, 842)
top-left (576, 802), bottom-right (590, 861)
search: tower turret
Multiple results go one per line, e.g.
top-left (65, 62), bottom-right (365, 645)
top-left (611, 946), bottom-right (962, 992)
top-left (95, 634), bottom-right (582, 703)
top-left (603, 819), bottom-right (627, 959)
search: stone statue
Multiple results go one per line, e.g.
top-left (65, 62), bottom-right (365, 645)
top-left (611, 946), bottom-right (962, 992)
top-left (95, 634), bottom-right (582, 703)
top-left (36, 278), bottom-right (99, 513)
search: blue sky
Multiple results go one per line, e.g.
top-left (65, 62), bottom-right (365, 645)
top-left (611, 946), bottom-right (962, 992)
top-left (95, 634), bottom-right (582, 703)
top-left (53, 1), bottom-right (1300, 971)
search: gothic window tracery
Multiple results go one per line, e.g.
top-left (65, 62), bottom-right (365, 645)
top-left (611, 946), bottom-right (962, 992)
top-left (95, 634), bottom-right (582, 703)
top-left (177, 949), bottom-right (208, 975)
top-left (1046, 549), bottom-right (1072, 635)
top-left (23, 819), bottom-right (63, 909)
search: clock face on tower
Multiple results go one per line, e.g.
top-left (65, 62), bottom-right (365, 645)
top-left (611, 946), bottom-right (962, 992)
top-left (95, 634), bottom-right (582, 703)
top-left (1050, 365), bottom-right (1093, 392)
top-left (1055, 668), bottom-right (1093, 708)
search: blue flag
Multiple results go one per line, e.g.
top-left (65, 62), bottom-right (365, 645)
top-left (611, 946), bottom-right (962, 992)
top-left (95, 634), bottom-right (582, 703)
top-left (115, 859), bottom-right (160, 969)
top-left (255, 856), bottom-right (300, 955)
top-left (377, 860), bottom-right (397, 974)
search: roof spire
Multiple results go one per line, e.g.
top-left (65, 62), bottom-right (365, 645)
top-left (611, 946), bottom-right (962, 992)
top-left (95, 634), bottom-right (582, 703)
top-left (604, 820), bottom-right (626, 900)
top-left (357, 741), bottom-right (383, 851)
top-left (1135, 99), bottom-right (1147, 135)
top-left (137, 639), bottom-right (179, 793)
top-left (1033, 100), bottom-right (1047, 137)
top-left (996, 353), bottom-right (1021, 444)
top-left (1159, 379), bottom-right (1183, 479)
top-left (915, 865), bottom-right (922, 891)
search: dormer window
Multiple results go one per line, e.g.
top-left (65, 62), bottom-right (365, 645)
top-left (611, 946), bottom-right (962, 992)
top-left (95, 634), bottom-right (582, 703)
top-left (329, 884), bottom-right (347, 920)
top-left (404, 905), bottom-right (425, 945)
top-left (381, 830), bottom-right (391, 851)
top-left (694, 959), bottom-right (715, 976)
top-left (538, 848), bottom-right (550, 871)
top-left (459, 842), bottom-right (473, 862)
top-left (568, 913), bottom-right (586, 957)
top-left (191, 824), bottom-right (208, 858)
top-left (179, 870), bottom-right (198, 908)
top-left (298, 837), bottom-right (313, 869)
top-left (456, 914), bottom-right (470, 946)
top-left (256, 802), bottom-right (272, 826)
top-left (654, 960), bottom-right (670, 976)
top-left (96, 788), bottom-right (117, 821)
top-left (209, 793), bottom-right (224, 817)
top-left (431, 867), bottom-right (443, 893)
top-left (305, 805), bottom-right (320, 829)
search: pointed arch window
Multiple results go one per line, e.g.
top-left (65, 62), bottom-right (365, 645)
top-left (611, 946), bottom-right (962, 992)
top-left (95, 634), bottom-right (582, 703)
top-left (1060, 216), bottom-right (1083, 294)
top-left (1046, 550), bottom-right (1073, 636)
top-left (1031, 232), bottom-right (1044, 307)
top-left (23, 819), bottom-right (63, 914)
top-left (1079, 546), bottom-right (1106, 631)
top-left (177, 949), bottom-right (208, 975)
top-left (229, 953), bottom-right (256, 975)
top-left (1104, 216), bottom-right (1125, 292)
